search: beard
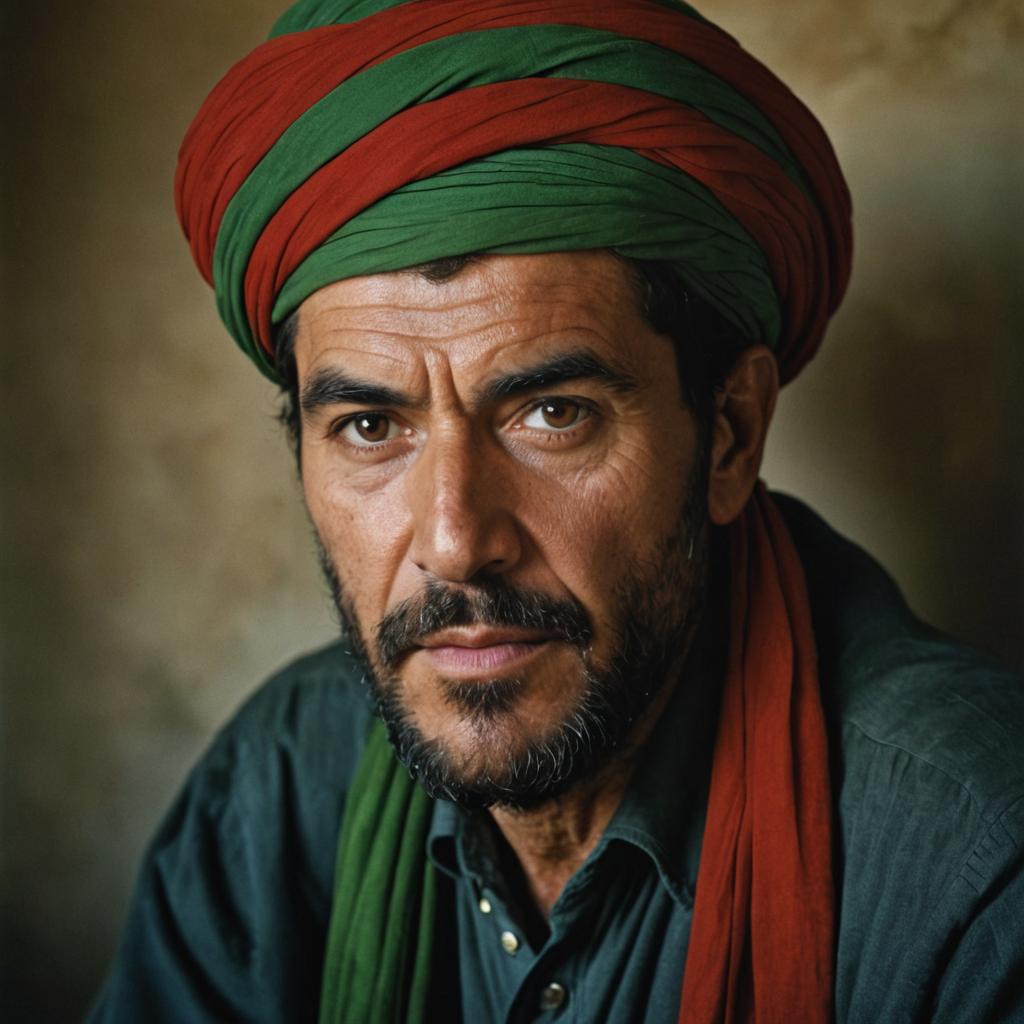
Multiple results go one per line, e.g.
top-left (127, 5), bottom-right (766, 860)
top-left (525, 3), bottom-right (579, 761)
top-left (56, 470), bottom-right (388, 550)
top-left (316, 470), bottom-right (709, 812)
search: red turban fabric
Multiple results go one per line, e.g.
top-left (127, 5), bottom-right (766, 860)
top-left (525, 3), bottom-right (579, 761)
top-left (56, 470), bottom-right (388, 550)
top-left (176, 0), bottom-right (851, 384)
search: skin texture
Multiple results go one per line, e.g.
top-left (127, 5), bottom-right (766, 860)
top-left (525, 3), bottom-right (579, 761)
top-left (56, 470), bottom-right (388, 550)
top-left (294, 250), bottom-right (778, 916)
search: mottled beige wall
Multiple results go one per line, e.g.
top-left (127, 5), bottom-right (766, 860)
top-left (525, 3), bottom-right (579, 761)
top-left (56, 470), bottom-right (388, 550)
top-left (1, 1), bottom-right (1021, 1019)
top-left (731, 0), bottom-right (1024, 668)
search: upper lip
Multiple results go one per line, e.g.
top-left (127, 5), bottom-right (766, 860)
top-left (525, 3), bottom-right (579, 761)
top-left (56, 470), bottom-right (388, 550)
top-left (417, 627), bottom-right (553, 649)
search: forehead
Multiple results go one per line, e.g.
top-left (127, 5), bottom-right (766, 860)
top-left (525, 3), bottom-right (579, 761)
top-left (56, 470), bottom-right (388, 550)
top-left (292, 250), bottom-right (659, 381)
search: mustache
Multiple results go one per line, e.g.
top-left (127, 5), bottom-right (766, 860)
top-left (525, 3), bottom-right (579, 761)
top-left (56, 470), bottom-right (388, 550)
top-left (375, 579), bottom-right (593, 671)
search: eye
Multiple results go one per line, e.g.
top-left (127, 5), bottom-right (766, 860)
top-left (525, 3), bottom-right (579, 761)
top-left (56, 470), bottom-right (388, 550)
top-left (336, 412), bottom-right (404, 447)
top-left (520, 399), bottom-right (591, 432)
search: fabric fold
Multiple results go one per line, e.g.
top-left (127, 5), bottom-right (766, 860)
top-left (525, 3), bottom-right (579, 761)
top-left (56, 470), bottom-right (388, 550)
top-left (318, 722), bottom-right (437, 1024)
top-left (175, 0), bottom-right (851, 384)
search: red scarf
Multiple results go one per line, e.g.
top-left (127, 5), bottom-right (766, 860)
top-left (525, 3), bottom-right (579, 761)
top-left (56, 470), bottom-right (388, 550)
top-left (680, 484), bottom-right (835, 1021)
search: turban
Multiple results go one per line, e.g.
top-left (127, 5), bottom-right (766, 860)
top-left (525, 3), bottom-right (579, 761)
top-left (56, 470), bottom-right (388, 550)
top-left (176, 0), bottom-right (852, 384)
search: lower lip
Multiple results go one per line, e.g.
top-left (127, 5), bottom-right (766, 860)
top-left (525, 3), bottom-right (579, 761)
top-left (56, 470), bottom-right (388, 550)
top-left (422, 641), bottom-right (549, 675)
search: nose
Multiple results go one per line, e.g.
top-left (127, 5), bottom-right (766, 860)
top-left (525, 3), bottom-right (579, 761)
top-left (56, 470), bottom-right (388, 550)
top-left (406, 424), bottom-right (523, 583)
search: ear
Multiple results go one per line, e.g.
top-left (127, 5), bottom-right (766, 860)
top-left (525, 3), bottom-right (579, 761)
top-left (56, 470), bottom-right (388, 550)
top-left (707, 345), bottom-right (779, 525)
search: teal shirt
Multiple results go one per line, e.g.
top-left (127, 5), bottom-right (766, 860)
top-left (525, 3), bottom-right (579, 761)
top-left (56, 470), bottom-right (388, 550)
top-left (88, 498), bottom-right (1024, 1022)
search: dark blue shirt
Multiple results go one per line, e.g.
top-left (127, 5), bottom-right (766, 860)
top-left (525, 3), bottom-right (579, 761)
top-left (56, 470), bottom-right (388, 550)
top-left (88, 499), bottom-right (1024, 1022)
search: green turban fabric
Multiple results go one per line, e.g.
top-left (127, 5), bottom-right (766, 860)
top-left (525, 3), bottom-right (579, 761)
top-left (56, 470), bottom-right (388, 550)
top-left (175, 0), bottom-right (852, 385)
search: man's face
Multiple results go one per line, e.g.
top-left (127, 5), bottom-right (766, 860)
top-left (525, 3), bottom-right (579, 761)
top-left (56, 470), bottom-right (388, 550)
top-left (295, 251), bottom-right (708, 808)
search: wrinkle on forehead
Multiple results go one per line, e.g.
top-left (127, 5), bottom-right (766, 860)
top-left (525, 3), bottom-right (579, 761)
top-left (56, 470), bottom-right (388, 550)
top-left (294, 251), bottom-right (656, 391)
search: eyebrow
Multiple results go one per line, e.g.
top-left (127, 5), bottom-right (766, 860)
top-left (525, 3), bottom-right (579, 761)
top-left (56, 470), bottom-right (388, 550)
top-left (475, 349), bottom-right (640, 404)
top-left (299, 347), bottom-right (640, 421)
top-left (299, 369), bottom-right (416, 420)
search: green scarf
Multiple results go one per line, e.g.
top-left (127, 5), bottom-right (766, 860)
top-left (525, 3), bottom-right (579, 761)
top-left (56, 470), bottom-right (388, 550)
top-left (318, 720), bottom-right (438, 1024)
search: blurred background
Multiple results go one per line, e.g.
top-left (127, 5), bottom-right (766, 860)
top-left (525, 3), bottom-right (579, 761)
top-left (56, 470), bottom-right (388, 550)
top-left (2, 0), bottom-right (1021, 1018)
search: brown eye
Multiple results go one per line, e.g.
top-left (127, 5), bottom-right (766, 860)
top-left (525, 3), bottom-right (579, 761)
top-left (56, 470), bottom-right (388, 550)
top-left (541, 401), bottom-right (578, 428)
top-left (521, 399), bottom-right (589, 432)
top-left (339, 413), bottom-right (399, 446)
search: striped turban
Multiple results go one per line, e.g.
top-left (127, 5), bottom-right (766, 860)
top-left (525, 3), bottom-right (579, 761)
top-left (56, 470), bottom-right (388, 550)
top-left (175, 0), bottom-right (852, 385)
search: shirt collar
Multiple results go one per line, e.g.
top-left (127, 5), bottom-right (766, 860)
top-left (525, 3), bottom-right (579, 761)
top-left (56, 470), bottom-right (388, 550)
top-left (598, 657), bottom-right (718, 908)
top-left (427, 799), bottom-right (465, 883)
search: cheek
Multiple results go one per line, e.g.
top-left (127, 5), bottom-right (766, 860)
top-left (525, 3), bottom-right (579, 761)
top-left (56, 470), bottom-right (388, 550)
top-left (302, 458), bottom-right (412, 623)
top-left (518, 444), bottom-right (692, 615)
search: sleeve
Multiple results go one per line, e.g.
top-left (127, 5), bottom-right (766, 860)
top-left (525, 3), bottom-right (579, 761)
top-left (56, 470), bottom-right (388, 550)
top-left (832, 693), bottom-right (1024, 1023)
top-left (930, 798), bottom-right (1024, 1023)
top-left (85, 657), bottom-right (366, 1024)
top-left (85, 728), bottom-right (329, 1024)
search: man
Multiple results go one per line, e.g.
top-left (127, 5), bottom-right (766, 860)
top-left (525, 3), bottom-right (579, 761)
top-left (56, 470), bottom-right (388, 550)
top-left (91, 1), bottom-right (1023, 1021)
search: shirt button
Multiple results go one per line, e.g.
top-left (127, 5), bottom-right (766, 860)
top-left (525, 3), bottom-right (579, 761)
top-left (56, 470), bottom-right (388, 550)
top-left (478, 896), bottom-right (492, 914)
top-left (500, 930), bottom-right (520, 955)
top-left (539, 982), bottom-right (567, 1011)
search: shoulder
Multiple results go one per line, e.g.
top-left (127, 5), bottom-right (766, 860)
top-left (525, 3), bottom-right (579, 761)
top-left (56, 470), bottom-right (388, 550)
top-left (778, 494), bottom-right (1024, 1021)
top-left (165, 638), bottom-right (377, 904)
top-left (778, 494), bottom-right (1024, 828)
top-left (206, 639), bottom-right (376, 780)
top-left (177, 639), bottom-right (375, 832)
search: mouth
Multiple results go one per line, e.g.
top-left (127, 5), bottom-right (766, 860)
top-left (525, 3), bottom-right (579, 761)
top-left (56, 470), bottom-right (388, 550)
top-left (416, 628), bottom-right (555, 678)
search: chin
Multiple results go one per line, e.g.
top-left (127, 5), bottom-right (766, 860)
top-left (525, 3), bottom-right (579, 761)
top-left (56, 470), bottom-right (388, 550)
top-left (373, 665), bottom-right (644, 811)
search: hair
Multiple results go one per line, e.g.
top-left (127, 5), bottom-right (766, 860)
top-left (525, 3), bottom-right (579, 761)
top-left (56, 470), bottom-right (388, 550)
top-left (271, 252), bottom-right (750, 456)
